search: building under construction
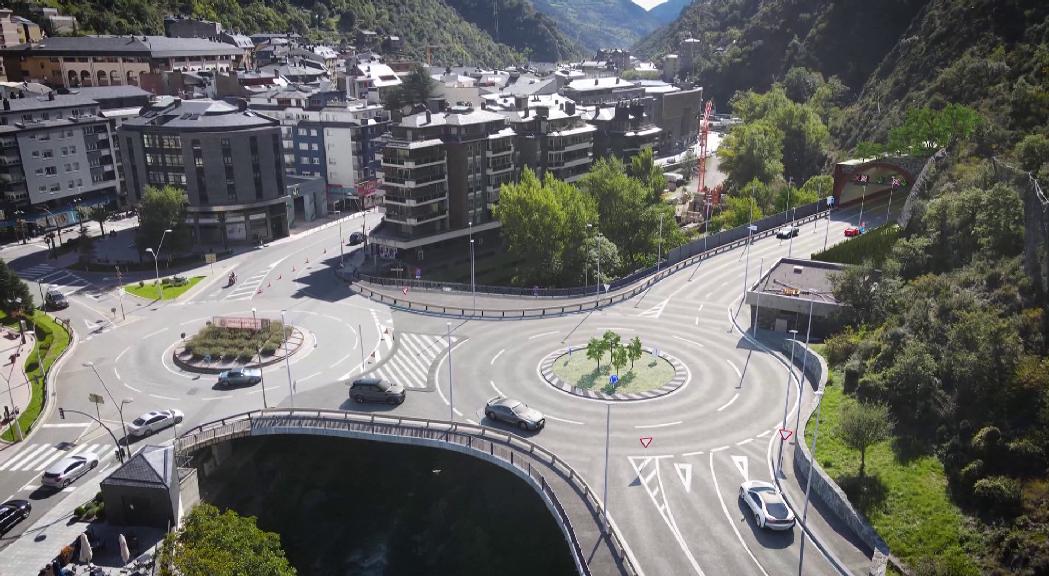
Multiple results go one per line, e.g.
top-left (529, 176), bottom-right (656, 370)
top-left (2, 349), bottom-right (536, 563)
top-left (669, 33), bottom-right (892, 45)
top-left (744, 257), bottom-right (847, 337)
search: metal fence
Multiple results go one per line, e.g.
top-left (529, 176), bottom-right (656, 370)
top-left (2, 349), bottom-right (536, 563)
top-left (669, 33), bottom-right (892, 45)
top-left (358, 198), bottom-right (832, 300)
top-left (175, 409), bottom-right (640, 576)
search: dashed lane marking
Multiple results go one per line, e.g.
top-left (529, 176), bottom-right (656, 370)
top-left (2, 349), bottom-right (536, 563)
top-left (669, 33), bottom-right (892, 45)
top-left (716, 393), bottom-right (740, 412)
top-left (490, 348), bottom-right (505, 365)
top-left (634, 421), bottom-right (682, 429)
top-left (672, 335), bottom-right (705, 348)
top-left (528, 331), bottom-right (559, 340)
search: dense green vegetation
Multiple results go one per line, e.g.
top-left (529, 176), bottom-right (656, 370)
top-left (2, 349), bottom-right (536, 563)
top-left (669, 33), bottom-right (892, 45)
top-left (444, 0), bottom-right (582, 62)
top-left (812, 224), bottom-right (900, 267)
top-left (0, 310), bottom-right (71, 442)
top-left (184, 321), bottom-right (290, 361)
top-left (11, 0), bottom-right (526, 67)
top-left (530, 0), bottom-right (661, 54)
top-left (157, 503), bottom-right (297, 576)
top-left (136, 185), bottom-right (193, 258)
top-left (124, 275), bottom-right (204, 301)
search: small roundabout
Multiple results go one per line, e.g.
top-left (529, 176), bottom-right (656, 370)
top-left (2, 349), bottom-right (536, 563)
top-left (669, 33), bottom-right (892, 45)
top-left (540, 345), bottom-right (688, 401)
top-left (171, 318), bottom-right (306, 374)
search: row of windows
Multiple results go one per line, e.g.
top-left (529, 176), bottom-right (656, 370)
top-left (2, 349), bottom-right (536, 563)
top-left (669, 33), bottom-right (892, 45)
top-left (36, 178), bottom-right (83, 193)
top-left (33, 162), bottom-right (80, 176)
top-left (30, 145), bottom-right (78, 159)
top-left (142, 134), bottom-right (182, 149)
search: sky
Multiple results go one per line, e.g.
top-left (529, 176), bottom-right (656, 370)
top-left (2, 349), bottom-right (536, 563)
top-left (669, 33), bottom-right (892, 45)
top-left (633, 0), bottom-right (668, 9)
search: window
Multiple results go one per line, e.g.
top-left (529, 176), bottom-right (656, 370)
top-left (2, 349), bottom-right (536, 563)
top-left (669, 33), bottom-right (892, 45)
top-left (42, 150), bottom-right (53, 159)
top-left (60, 147), bottom-right (68, 156)
top-left (44, 166), bottom-right (56, 175)
top-left (310, 129), bottom-right (318, 137)
top-left (298, 143), bottom-right (308, 151)
top-left (48, 183), bottom-right (59, 192)
top-left (31, 151), bottom-right (39, 158)
top-left (67, 181), bottom-right (74, 189)
top-left (72, 162), bottom-right (79, 170)
top-left (35, 167), bottom-right (43, 176)
top-left (312, 157), bottom-right (320, 165)
top-left (297, 128), bottom-right (307, 136)
top-left (63, 163), bottom-right (71, 172)
top-left (310, 143), bottom-right (318, 151)
top-left (70, 145), bottom-right (76, 154)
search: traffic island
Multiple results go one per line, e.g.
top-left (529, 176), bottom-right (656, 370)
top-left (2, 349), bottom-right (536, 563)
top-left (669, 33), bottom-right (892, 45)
top-left (172, 317), bottom-right (305, 374)
top-left (540, 346), bottom-right (687, 401)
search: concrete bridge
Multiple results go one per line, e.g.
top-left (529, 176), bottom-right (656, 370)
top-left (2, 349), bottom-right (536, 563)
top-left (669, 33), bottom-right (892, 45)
top-left (174, 409), bottom-right (640, 576)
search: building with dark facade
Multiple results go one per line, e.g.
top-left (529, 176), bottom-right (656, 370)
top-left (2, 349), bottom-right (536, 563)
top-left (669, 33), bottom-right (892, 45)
top-left (100, 445), bottom-right (179, 529)
top-left (0, 92), bottom-right (119, 235)
top-left (587, 101), bottom-right (661, 161)
top-left (370, 105), bottom-right (513, 261)
top-left (120, 97), bottom-right (292, 244)
top-left (491, 94), bottom-right (595, 184)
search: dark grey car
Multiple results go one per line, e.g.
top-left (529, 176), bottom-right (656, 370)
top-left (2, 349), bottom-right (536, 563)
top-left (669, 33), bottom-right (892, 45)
top-left (349, 377), bottom-right (405, 405)
top-left (0, 499), bottom-right (30, 534)
top-left (485, 397), bottom-right (545, 431)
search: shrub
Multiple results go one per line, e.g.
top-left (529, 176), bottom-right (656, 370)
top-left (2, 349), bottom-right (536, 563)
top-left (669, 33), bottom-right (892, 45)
top-left (237, 348), bottom-right (254, 362)
top-left (959, 459), bottom-right (985, 490)
top-left (972, 426), bottom-right (1002, 453)
top-left (260, 343), bottom-right (278, 356)
top-left (825, 328), bottom-right (861, 366)
top-left (973, 475), bottom-right (1021, 515)
top-left (221, 347), bottom-right (238, 361)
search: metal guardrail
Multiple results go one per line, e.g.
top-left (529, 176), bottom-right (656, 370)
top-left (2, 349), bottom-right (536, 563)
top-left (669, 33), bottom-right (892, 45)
top-left (175, 409), bottom-right (640, 576)
top-left (354, 208), bottom-right (833, 319)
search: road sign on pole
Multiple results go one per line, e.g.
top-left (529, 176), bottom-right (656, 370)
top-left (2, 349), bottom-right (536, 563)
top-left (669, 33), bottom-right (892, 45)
top-left (748, 224), bottom-right (758, 232)
top-left (88, 393), bottom-right (104, 404)
top-left (609, 374), bottom-right (619, 387)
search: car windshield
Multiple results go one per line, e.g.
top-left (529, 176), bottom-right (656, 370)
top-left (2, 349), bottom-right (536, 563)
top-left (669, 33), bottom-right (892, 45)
top-left (132, 417), bottom-right (146, 426)
top-left (377, 380), bottom-right (391, 391)
top-left (766, 502), bottom-right (790, 519)
top-left (511, 403), bottom-right (528, 415)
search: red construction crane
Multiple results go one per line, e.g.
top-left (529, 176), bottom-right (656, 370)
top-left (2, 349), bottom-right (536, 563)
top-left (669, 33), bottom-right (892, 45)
top-left (696, 99), bottom-right (714, 193)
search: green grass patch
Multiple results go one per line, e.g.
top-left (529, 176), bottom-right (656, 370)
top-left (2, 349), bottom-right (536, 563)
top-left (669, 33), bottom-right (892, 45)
top-left (1, 310), bottom-right (72, 442)
top-left (124, 275), bottom-right (204, 300)
top-left (807, 371), bottom-right (977, 573)
top-left (552, 350), bottom-right (674, 394)
top-left (812, 224), bottom-right (900, 266)
top-left (183, 321), bottom-right (291, 362)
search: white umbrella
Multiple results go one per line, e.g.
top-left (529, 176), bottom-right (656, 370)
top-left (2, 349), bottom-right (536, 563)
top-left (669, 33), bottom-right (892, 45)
top-left (78, 532), bottom-right (93, 564)
top-left (119, 533), bottom-right (131, 565)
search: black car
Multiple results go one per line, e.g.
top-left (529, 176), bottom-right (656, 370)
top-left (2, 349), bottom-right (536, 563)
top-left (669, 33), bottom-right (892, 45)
top-left (349, 377), bottom-right (405, 404)
top-left (348, 232), bottom-right (365, 245)
top-left (0, 499), bottom-right (31, 534)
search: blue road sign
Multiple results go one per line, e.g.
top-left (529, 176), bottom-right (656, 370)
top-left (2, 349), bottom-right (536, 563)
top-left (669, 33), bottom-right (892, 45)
top-left (609, 374), bottom-right (619, 386)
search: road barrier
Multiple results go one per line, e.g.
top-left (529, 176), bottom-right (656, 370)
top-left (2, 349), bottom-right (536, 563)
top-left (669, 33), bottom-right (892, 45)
top-left (176, 409), bottom-right (641, 576)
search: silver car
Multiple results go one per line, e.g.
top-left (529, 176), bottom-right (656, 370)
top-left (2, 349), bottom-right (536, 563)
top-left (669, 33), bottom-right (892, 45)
top-left (216, 367), bottom-right (262, 388)
top-left (42, 453), bottom-right (99, 488)
top-left (740, 480), bottom-right (796, 530)
top-left (127, 409), bottom-right (184, 438)
top-left (485, 397), bottom-right (545, 431)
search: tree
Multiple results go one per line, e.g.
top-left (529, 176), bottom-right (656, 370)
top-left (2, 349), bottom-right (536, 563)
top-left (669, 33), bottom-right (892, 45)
top-left (584, 233), bottom-right (620, 286)
top-left (627, 336), bottom-right (643, 369)
top-left (628, 148), bottom-right (666, 204)
top-left (578, 157), bottom-right (666, 270)
top-left (782, 66), bottom-right (822, 103)
top-left (88, 205), bottom-right (111, 236)
top-left (831, 261), bottom-right (900, 326)
top-left (838, 400), bottom-right (893, 477)
top-left (602, 330), bottom-right (621, 363)
top-left (384, 64), bottom-right (436, 111)
top-left (136, 186), bottom-right (191, 258)
top-left (0, 259), bottom-right (34, 313)
top-left (586, 337), bottom-right (605, 370)
top-left (156, 503), bottom-right (296, 576)
top-left (717, 121), bottom-right (784, 187)
top-left (854, 141), bottom-right (885, 160)
top-left (1015, 133), bottom-right (1049, 174)
top-left (611, 343), bottom-right (628, 378)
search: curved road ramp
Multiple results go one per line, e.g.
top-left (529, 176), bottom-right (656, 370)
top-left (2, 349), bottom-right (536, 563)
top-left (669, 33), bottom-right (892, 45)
top-left (175, 409), bottom-right (641, 576)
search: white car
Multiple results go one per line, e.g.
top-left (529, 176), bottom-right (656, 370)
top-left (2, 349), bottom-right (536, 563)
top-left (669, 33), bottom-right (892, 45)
top-left (41, 453), bottom-right (99, 488)
top-left (739, 480), bottom-right (796, 530)
top-left (776, 225), bottom-right (799, 239)
top-left (127, 409), bottom-right (184, 438)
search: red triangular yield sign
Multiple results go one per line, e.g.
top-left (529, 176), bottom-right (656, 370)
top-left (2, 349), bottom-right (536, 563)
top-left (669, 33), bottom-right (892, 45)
top-left (639, 437), bottom-right (653, 448)
top-left (779, 428), bottom-right (793, 441)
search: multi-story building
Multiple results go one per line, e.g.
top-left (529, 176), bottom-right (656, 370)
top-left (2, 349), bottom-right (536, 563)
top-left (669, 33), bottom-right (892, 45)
top-left (0, 92), bottom-right (120, 229)
top-left (0, 9), bottom-right (42, 81)
top-left (561, 76), bottom-right (645, 106)
top-left (75, 86), bottom-right (152, 206)
top-left (120, 98), bottom-right (296, 245)
top-left (0, 36), bottom-right (247, 89)
top-left (491, 94), bottom-right (595, 183)
top-left (587, 101), bottom-right (662, 160)
top-left (370, 105), bottom-right (513, 261)
top-left (31, 7), bottom-right (76, 36)
top-left (163, 16), bottom-right (222, 41)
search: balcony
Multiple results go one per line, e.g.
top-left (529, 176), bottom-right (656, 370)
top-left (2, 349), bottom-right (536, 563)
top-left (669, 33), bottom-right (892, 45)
top-left (384, 191), bottom-right (447, 207)
top-left (486, 145), bottom-right (513, 158)
top-left (488, 161), bottom-right (513, 175)
top-left (384, 207), bottom-right (448, 226)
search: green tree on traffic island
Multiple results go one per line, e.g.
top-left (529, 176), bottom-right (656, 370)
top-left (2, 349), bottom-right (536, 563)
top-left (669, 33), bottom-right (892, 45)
top-left (611, 344), bottom-right (628, 378)
top-left (586, 337), bottom-right (605, 370)
top-left (838, 400), bottom-right (893, 478)
top-left (602, 330), bottom-right (621, 363)
top-left (627, 336), bottom-right (643, 369)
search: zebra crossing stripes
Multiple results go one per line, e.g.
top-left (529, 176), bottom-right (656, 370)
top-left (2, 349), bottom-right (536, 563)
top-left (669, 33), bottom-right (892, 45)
top-left (0, 442), bottom-right (115, 473)
top-left (368, 332), bottom-right (455, 390)
top-left (17, 264), bottom-right (91, 296)
top-left (224, 270), bottom-right (269, 302)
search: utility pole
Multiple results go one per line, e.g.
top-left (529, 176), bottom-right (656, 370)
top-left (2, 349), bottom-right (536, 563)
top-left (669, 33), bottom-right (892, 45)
top-left (446, 322), bottom-right (453, 422)
top-left (603, 403), bottom-right (611, 532)
top-left (798, 389), bottom-right (825, 575)
top-left (777, 330), bottom-right (799, 477)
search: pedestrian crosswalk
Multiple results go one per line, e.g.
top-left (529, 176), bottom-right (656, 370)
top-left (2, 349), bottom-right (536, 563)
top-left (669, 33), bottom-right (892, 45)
top-left (224, 270), bottom-right (269, 302)
top-left (368, 332), bottom-right (456, 390)
top-left (0, 442), bottom-right (116, 473)
top-left (16, 264), bottom-right (92, 297)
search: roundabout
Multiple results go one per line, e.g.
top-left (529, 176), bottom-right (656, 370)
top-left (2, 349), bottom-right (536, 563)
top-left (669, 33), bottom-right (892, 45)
top-left (540, 346), bottom-right (687, 401)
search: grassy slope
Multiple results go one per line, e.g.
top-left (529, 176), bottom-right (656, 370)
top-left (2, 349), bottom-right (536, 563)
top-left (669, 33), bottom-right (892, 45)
top-left (807, 360), bottom-right (976, 572)
top-left (1, 311), bottom-right (71, 442)
top-left (811, 224), bottom-right (900, 266)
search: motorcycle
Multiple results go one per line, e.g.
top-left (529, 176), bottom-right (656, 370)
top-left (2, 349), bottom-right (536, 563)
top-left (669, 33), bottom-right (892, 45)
top-left (227, 273), bottom-right (237, 287)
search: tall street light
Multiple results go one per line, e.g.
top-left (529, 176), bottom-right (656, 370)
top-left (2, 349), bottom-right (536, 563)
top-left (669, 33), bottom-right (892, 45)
top-left (280, 310), bottom-right (295, 407)
top-left (468, 221), bottom-right (475, 310)
top-left (587, 223), bottom-right (601, 295)
top-left (656, 212), bottom-right (664, 274)
top-left (446, 322), bottom-right (453, 422)
top-left (333, 210), bottom-right (344, 268)
top-left (41, 207), bottom-right (62, 246)
top-left (252, 308), bottom-right (268, 409)
top-left (791, 301), bottom-right (816, 438)
top-left (797, 389), bottom-right (825, 576)
top-left (145, 228), bottom-right (173, 300)
top-left (777, 329), bottom-right (799, 478)
top-left (858, 181), bottom-right (867, 227)
top-left (83, 361), bottom-right (131, 457)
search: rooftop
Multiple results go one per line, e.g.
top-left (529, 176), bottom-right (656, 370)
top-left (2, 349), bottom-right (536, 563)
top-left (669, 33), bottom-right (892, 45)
top-left (565, 77), bottom-right (639, 93)
top-left (752, 257), bottom-right (844, 304)
top-left (101, 445), bottom-right (173, 488)
top-left (0, 35), bottom-right (244, 58)
top-left (123, 98), bottom-right (276, 130)
top-left (0, 93), bottom-right (98, 113)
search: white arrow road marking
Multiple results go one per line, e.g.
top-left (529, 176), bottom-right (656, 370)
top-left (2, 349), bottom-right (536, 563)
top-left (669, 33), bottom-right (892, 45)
top-left (638, 298), bottom-right (669, 319)
top-left (709, 453), bottom-right (770, 576)
top-left (731, 454), bottom-right (749, 481)
top-left (628, 456), bottom-right (707, 575)
top-left (674, 462), bottom-right (693, 493)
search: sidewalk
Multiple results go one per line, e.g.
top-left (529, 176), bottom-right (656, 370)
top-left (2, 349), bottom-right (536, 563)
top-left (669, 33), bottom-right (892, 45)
top-left (0, 327), bottom-right (36, 444)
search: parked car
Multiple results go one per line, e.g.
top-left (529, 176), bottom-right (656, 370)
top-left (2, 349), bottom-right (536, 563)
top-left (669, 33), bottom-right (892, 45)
top-left (739, 480), bottom-right (796, 530)
top-left (485, 397), bottom-right (545, 431)
top-left (349, 377), bottom-right (405, 404)
top-left (348, 232), bottom-right (365, 245)
top-left (844, 226), bottom-right (863, 237)
top-left (216, 368), bottom-right (262, 388)
top-left (41, 453), bottom-right (99, 488)
top-left (0, 499), bottom-right (31, 534)
top-left (776, 225), bottom-right (799, 239)
top-left (44, 288), bottom-right (68, 310)
top-left (126, 409), bottom-right (184, 438)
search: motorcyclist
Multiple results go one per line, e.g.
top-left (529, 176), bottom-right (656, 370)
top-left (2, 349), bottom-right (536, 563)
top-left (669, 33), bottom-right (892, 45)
top-left (228, 271), bottom-right (236, 285)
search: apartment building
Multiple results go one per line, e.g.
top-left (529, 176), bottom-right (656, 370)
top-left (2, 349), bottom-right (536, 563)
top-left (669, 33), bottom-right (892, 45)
top-left (494, 94), bottom-right (595, 184)
top-left (120, 98), bottom-right (293, 244)
top-left (0, 9), bottom-right (42, 81)
top-left (0, 92), bottom-right (120, 230)
top-left (587, 101), bottom-right (662, 160)
top-left (561, 76), bottom-right (645, 107)
top-left (370, 105), bottom-right (513, 261)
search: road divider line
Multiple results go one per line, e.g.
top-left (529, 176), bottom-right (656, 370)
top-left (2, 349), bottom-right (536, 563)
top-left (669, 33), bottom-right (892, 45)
top-left (123, 382), bottom-right (142, 394)
top-left (116, 346), bottom-right (130, 363)
top-left (528, 331), bottom-right (559, 340)
top-left (200, 394), bottom-right (233, 400)
top-left (329, 353), bottom-right (351, 369)
top-left (148, 394), bottom-right (178, 401)
top-left (544, 413), bottom-right (585, 426)
top-left (634, 421), bottom-right (682, 429)
top-left (143, 328), bottom-right (167, 339)
top-left (490, 380), bottom-right (505, 397)
top-left (672, 335), bottom-right (704, 348)
top-left (726, 359), bottom-right (742, 379)
top-left (299, 371), bottom-right (321, 383)
top-left (40, 423), bottom-right (90, 429)
top-left (757, 430), bottom-right (771, 438)
top-left (681, 450), bottom-right (705, 457)
top-left (716, 393), bottom-right (740, 412)
top-left (736, 438), bottom-right (754, 446)
top-left (490, 348), bottom-right (505, 365)
top-left (708, 452), bottom-right (771, 576)
top-left (710, 445), bottom-right (729, 453)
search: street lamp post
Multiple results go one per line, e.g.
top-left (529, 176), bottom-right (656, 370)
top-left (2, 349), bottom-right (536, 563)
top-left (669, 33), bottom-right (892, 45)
top-left (587, 223), bottom-right (601, 295)
top-left (5, 344), bottom-right (24, 440)
top-left (886, 179), bottom-right (898, 224)
top-left (41, 208), bottom-right (62, 247)
top-left (742, 224), bottom-right (754, 302)
top-left (468, 221), bottom-right (475, 310)
top-left (797, 389), bottom-right (825, 575)
top-left (791, 300), bottom-right (815, 437)
top-left (656, 212), bottom-right (664, 273)
top-left (84, 361), bottom-right (131, 457)
top-left (603, 403), bottom-right (611, 532)
top-left (752, 257), bottom-right (764, 337)
top-left (858, 182), bottom-right (867, 227)
top-left (145, 228), bottom-right (173, 300)
top-left (280, 310), bottom-right (295, 408)
top-left (252, 308), bottom-right (268, 409)
top-left (333, 211), bottom-right (344, 268)
top-left (777, 330), bottom-right (799, 477)
top-left (446, 322), bottom-right (453, 422)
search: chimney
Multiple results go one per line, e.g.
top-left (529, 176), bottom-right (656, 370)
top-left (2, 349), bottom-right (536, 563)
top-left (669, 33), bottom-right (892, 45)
top-left (594, 78), bottom-right (599, 86)
top-left (425, 108), bottom-right (431, 124)
top-left (514, 95), bottom-right (527, 110)
top-left (565, 101), bottom-right (575, 115)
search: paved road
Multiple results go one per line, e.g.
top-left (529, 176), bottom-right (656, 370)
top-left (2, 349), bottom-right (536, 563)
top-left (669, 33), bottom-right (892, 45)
top-left (0, 198), bottom-right (892, 575)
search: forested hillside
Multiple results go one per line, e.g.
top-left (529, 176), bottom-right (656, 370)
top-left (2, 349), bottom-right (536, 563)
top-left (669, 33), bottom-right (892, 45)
top-left (529, 0), bottom-right (661, 53)
top-left (444, 0), bottom-right (582, 62)
top-left (9, 0), bottom-right (527, 67)
top-left (647, 0), bottom-right (692, 26)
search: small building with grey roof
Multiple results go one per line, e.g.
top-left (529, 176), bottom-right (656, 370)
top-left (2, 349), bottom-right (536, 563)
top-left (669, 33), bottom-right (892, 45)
top-left (100, 445), bottom-right (180, 529)
top-left (744, 257), bottom-right (847, 337)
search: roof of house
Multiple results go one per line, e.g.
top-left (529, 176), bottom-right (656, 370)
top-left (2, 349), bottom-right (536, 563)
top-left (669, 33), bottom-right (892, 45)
top-left (123, 98), bottom-right (276, 130)
top-left (221, 33), bottom-right (254, 50)
top-left (69, 85), bottom-right (152, 101)
top-left (0, 35), bottom-right (244, 58)
top-left (565, 76), bottom-right (639, 93)
top-left (101, 445), bottom-right (173, 488)
top-left (753, 257), bottom-right (844, 304)
top-left (0, 93), bottom-right (98, 113)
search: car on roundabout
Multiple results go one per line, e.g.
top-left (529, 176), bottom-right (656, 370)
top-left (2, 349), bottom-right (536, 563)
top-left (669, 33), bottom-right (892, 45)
top-left (844, 225), bottom-right (864, 237)
top-left (349, 377), bottom-right (405, 405)
top-left (0, 499), bottom-right (31, 534)
top-left (216, 367), bottom-right (262, 388)
top-left (484, 397), bottom-right (545, 431)
top-left (348, 231), bottom-right (365, 245)
top-left (739, 480), bottom-right (796, 531)
top-left (127, 409), bottom-right (184, 438)
top-left (775, 225), bottom-right (799, 239)
top-left (42, 453), bottom-right (99, 489)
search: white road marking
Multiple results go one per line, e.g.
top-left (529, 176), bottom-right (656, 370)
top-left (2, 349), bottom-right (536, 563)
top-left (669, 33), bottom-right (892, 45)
top-left (756, 430), bottom-right (771, 438)
top-left (736, 438), bottom-right (754, 446)
top-left (490, 348), bottom-right (505, 365)
top-left (681, 450), bottom-right (705, 457)
top-left (123, 382), bottom-right (142, 393)
top-left (40, 423), bottom-right (90, 429)
top-left (299, 371), bottom-right (321, 383)
top-left (726, 359), bottom-right (742, 379)
top-left (710, 445), bottom-right (729, 453)
top-left (694, 316), bottom-right (699, 325)
top-left (732, 455), bottom-right (750, 480)
top-left (490, 380), bottom-right (505, 397)
top-left (715, 393), bottom-right (740, 412)
top-left (200, 394), bottom-right (233, 400)
top-left (672, 335), bottom-right (704, 348)
top-left (528, 330), bottom-right (559, 340)
top-left (709, 452), bottom-right (769, 576)
top-left (628, 456), bottom-right (707, 576)
top-left (544, 413), bottom-right (585, 426)
top-left (328, 353), bottom-right (352, 369)
top-left (637, 298), bottom-right (669, 319)
top-left (143, 328), bottom-right (167, 339)
top-left (674, 462), bottom-right (693, 493)
top-left (148, 394), bottom-right (178, 401)
top-left (115, 346), bottom-right (130, 363)
top-left (0, 444), bottom-right (51, 471)
top-left (634, 421), bottom-right (682, 429)
top-left (466, 418), bottom-right (479, 425)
